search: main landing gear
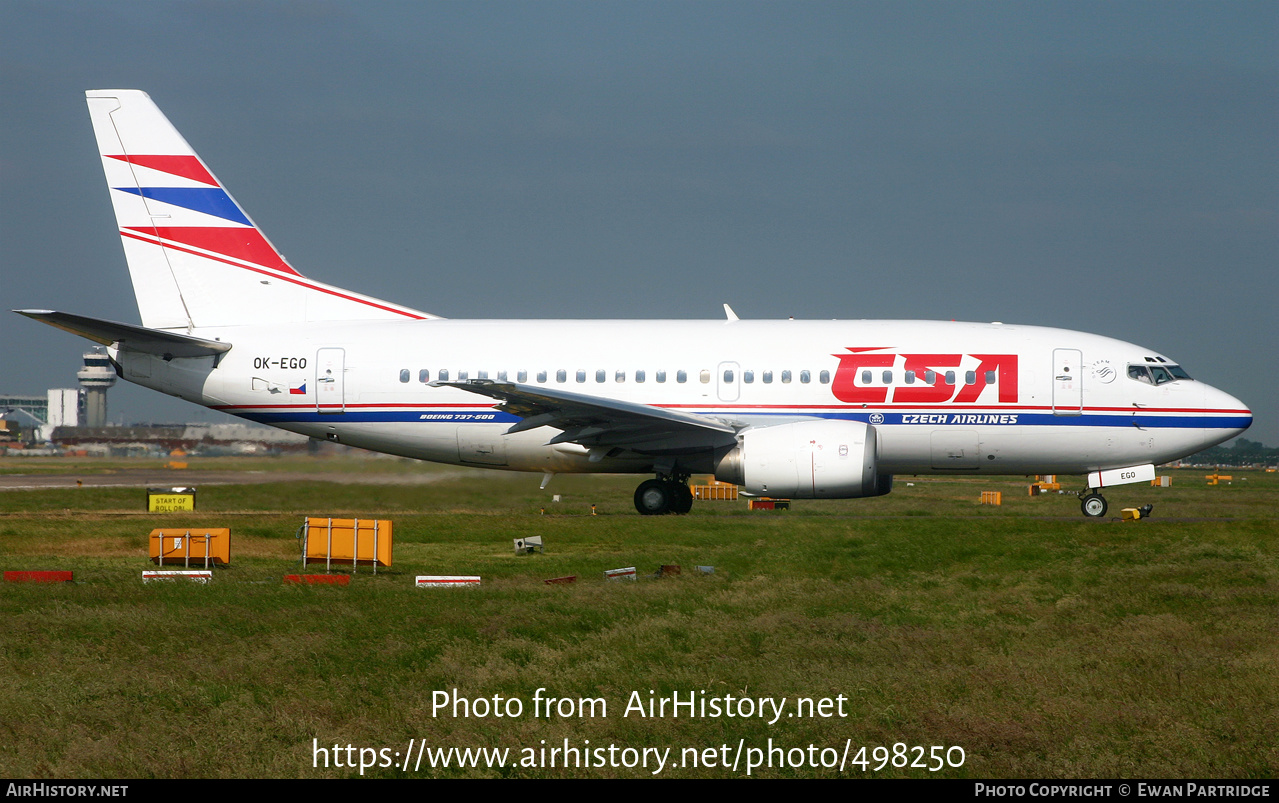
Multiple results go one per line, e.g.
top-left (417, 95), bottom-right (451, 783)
top-left (634, 475), bottom-right (693, 516)
top-left (1079, 491), bottom-right (1108, 518)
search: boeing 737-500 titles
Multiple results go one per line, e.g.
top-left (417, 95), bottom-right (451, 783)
top-left (18, 91), bottom-right (1253, 516)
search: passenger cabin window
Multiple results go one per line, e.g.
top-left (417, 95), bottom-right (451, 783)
top-left (477, 370), bottom-right (488, 380)
top-left (800, 370), bottom-right (811, 384)
top-left (944, 371), bottom-right (955, 385)
top-left (677, 370), bottom-right (687, 383)
top-left (556, 369), bottom-right (566, 383)
top-left (924, 370), bottom-right (935, 385)
top-left (965, 371), bottom-right (976, 385)
top-left (518, 370), bottom-right (527, 382)
top-left (882, 370), bottom-right (892, 384)
top-left (819, 370), bottom-right (830, 384)
top-left (615, 370), bottom-right (625, 383)
top-left (536, 370), bottom-right (546, 383)
top-left (458, 370), bottom-right (468, 380)
top-left (763, 371), bottom-right (773, 384)
top-left (636, 370), bottom-right (646, 383)
top-left (861, 370), bottom-right (871, 384)
top-left (399, 369), bottom-right (410, 383)
top-left (497, 370), bottom-right (507, 381)
top-left (985, 370), bottom-right (996, 384)
top-left (905, 370), bottom-right (916, 384)
top-left (743, 370), bottom-right (754, 383)
top-left (723, 369), bottom-right (734, 383)
top-left (700, 369), bottom-right (711, 384)
top-left (781, 370), bottom-right (792, 383)
top-left (576, 370), bottom-right (586, 383)
top-left (419, 369), bottom-right (430, 383)
top-left (439, 369), bottom-right (450, 381)
top-left (596, 369), bottom-right (606, 383)
top-left (656, 370), bottom-right (666, 383)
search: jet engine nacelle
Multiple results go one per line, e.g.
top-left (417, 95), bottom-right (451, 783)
top-left (714, 419), bottom-right (892, 499)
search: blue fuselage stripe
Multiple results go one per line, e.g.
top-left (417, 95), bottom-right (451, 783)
top-left (234, 409), bottom-right (1250, 429)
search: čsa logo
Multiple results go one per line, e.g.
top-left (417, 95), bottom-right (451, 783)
top-left (831, 347), bottom-right (1018, 404)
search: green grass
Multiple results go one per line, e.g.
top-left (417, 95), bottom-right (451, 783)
top-left (0, 462), bottom-right (1275, 778)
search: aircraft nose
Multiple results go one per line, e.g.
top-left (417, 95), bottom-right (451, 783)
top-left (1201, 383), bottom-right (1252, 448)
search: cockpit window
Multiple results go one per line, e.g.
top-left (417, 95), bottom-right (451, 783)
top-left (1129, 364), bottom-right (1191, 385)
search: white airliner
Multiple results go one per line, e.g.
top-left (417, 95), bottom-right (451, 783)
top-left (18, 90), bottom-right (1252, 517)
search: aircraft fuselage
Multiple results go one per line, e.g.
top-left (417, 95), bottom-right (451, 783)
top-left (112, 317), bottom-right (1249, 478)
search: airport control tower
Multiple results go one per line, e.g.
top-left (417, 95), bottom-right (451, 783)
top-left (76, 350), bottom-right (116, 428)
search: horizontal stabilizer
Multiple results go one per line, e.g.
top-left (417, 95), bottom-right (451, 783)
top-left (14, 310), bottom-right (231, 358)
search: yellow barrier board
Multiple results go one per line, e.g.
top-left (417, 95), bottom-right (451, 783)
top-left (149, 528), bottom-right (230, 566)
top-left (303, 518), bottom-right (393, 568)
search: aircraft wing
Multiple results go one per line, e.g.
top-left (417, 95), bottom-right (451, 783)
top-left (437, 379), bottom-right (740, 452)
top-left (15, 310), bottom-right (232, 358)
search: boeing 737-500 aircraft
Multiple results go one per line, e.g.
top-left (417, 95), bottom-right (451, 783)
top-left (18, 90), bottom-right (1253, 516)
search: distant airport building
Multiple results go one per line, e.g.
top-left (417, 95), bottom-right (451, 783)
top-left (2, 389), bottom-right (79, 443)
top-left (2, 390), bottom-right (81, 442)
top-left (47, 388), bottom-right (83, 430)
top-left (52, 422), bottom-right (310, 455)
top-left (77, 350), bottom-right (117, 428)
top-left (2, 352), bottom-right (116, 442)
top-left (0, 394), bottom-right (49, 427)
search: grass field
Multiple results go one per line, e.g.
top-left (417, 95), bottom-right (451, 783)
top-left (0, 457), bottom-right (1275, 778)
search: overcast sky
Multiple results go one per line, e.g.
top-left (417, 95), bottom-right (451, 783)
top-left (2, 1), bottom-right (1275, 444)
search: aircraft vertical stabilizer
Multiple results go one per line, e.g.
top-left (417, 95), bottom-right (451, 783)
top-left (84, 90), bottom-right (434, 330)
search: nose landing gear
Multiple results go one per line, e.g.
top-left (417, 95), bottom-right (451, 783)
top-left (634, 474), bottom-right (693, 515)
top-left (1080, 491), bottom-right (1108, 518)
